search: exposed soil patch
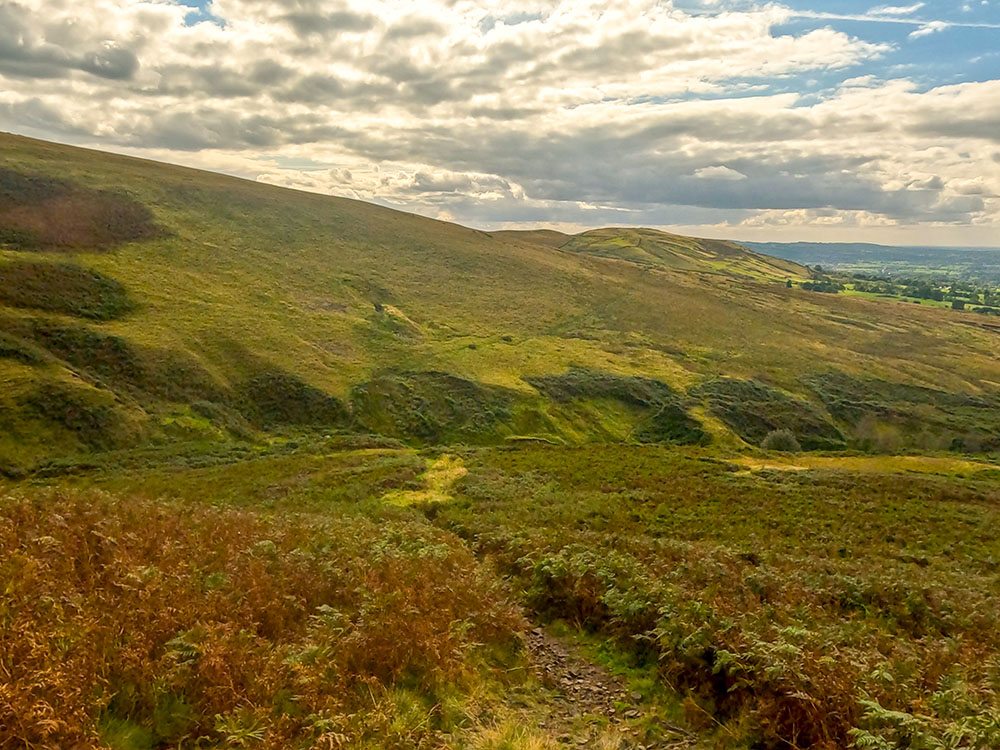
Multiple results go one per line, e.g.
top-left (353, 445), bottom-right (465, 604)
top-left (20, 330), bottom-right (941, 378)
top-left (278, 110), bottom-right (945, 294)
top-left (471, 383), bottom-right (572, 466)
top-left (0, 167), bottom-right (161, 251)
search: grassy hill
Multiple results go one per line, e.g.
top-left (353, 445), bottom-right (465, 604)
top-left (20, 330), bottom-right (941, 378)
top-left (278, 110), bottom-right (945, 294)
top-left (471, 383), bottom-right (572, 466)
top-left (3, 132), bottom-right (1000, 470)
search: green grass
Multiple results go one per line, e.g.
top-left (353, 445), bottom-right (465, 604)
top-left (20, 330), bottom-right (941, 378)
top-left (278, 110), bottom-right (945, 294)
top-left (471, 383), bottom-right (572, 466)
top-left (4, 133), bottom-right (1000, 468)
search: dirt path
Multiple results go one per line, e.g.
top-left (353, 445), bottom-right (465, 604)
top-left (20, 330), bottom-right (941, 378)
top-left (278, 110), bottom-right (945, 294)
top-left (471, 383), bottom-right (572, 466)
top-left (525, 627), bottom-right (697, 749)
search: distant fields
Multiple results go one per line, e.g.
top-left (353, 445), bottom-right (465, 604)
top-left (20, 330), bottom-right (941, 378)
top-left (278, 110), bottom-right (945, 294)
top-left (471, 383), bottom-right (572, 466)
top-left (744, 241), bottom-right (1000, 283)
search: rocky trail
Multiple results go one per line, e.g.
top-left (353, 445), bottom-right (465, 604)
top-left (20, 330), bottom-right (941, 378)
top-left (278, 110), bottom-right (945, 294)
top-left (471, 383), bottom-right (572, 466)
top-left (525, 627), bottom-right (698, 749)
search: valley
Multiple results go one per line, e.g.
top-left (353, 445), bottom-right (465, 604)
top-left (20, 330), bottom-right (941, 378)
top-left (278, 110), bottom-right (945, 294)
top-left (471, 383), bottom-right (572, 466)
top-left (2, 134), bottom-right (1000, 749)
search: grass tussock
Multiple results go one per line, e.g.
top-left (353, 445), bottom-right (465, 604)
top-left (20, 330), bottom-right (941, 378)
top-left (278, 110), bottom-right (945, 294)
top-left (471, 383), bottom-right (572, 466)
top-left (0, 490), bottom-right (521, 749)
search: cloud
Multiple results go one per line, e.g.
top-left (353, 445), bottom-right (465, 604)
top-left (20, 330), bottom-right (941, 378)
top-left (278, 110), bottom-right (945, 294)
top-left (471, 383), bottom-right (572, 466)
top-left (868, 3), bottom-right (925, 16)
top-left (694, 166), bottom-right (748, 181)
top-left (909, 20), bottom-right (949, 38)
top-left (0, 0), bottom-right (995, 242)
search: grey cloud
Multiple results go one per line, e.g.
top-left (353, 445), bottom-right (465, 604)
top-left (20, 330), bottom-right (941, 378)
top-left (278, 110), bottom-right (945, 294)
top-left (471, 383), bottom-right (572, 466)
top-left (911, 116), bottom-right (1000, 143)
top-left (0, 96), bottom-right (91, 136)
top-left (275, 72), bottom-right (346, 101)
top-left (249, 60), bottom-right (295, 86)
top-left (468, 105), bottom-right (543, 120)
top-left (79, 43), bottom-right (139, 80)
top-left (382, 18), bottom-right (446, 41)
top-left (910, 175), bottom-right (943, 189)
top-left (408, 171), bottom-right (513, 195)
top-left (281, 10), bottom-right (376, 36)
top-left (330, 119), bottom-right (953, 221)
top-left (154, 65), bottom-right (261, 98)
top-left (0, 3), bottom-right (139, 80)
top-left (131, 108), bottom-right (352, 151)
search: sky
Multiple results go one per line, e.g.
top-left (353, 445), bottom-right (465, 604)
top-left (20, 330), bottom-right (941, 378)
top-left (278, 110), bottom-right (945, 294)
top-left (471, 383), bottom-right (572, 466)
top-left (1, 0), bottom-right (998, 245)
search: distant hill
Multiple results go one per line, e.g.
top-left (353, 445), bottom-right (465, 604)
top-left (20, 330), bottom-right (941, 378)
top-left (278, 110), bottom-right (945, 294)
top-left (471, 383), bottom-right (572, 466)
top-left (498, 227), bottom-right (805, 279)
top-left (4, 132), bottom-right (1000, 470)
top-left (744, 241), bottom-right (1000, 281)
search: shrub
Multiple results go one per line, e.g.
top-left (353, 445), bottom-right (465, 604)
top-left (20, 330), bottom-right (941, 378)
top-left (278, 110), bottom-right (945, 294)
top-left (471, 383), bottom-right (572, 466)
top-left (0, 167), bottom-right (161, 251)
top-left (525, 367), bottom-right (707, 445)
top-left (351, 370), bottom-right (514, 444)
top-left (761, 428), bottom-right (801, 452)
top-left (238, 369), bottom-right (349, 427)
top-left (692, 377), bottom-right (843, 450)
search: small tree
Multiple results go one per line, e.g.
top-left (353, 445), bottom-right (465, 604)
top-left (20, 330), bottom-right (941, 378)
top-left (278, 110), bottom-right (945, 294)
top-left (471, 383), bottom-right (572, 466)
top-left (761, 428), bottom-right (801, 452)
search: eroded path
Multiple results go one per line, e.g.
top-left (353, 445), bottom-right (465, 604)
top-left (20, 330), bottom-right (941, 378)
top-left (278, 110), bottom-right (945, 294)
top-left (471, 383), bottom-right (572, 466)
top-left (524, 627), bottom-right (698, 749)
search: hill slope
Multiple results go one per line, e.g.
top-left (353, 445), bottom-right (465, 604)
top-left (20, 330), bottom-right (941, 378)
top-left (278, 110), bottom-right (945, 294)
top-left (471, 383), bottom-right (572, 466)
top-left (3, 133), bottom-right (1000, 469)
top-left (508, 226), bottom-right (807, 279)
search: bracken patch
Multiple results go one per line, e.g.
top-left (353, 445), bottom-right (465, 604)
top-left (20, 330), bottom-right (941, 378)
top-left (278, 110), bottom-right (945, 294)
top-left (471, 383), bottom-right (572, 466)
top-left (0, 167), bottom-right (161, 251)
top-left (0, 490), bottom-right (521, 749)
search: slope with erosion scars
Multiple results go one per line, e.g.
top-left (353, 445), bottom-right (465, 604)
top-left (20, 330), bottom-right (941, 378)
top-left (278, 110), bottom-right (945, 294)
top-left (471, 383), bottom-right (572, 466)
top-left (5, 134), bottom-right (1000, 462)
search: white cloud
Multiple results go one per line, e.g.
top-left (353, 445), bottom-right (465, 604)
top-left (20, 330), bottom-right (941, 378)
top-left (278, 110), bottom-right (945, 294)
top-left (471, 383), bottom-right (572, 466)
top-left (694, 165), bottom-right (748, 181)
top-left (869, 3), bottom-right (925, 16)
top-left (909, 20), bottom-right (950, 38)
top-left (0, 0), bottom-right (995, 242)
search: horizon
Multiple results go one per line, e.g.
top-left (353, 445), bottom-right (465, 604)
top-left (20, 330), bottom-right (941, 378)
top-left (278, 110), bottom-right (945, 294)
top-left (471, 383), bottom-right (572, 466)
top-left (1, 0), bottom-right (998, 246)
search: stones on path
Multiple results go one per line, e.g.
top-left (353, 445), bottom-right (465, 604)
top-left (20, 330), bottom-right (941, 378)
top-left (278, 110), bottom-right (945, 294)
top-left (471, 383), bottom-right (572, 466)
top-left (524, 627), bottom-right (697, 749)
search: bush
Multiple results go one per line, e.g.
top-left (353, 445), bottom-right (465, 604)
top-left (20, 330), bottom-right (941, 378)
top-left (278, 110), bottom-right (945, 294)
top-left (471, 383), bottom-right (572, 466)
top-left (525, 367), bottom-right (707, 445)
top-left (239, 369), bottom-right (349, 427)
top-left (0, 167), bottom-right (161, 251)
top-left (761, 428), bottom-right (801, 452)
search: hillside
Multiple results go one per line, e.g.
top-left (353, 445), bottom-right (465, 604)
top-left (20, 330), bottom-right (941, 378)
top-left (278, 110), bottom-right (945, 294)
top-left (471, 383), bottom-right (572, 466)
top-left (3, 133), bottom-right (1000, 470)
top-left (5, 134), bottom-right (1000, 750)
top-left (522, 227), bottom-right (806, 279)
